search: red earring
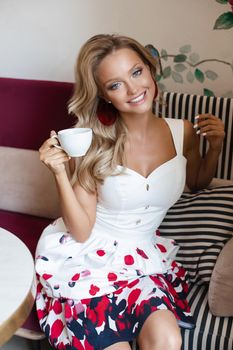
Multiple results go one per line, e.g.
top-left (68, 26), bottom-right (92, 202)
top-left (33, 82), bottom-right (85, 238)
top-left (97, 99), bottom-right (118, 126)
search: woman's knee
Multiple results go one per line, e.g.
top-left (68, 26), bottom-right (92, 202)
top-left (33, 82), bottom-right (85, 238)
top-left (138, 310), bottom-right (182, 350)
top-left (141, 328), bottom-right (182, 350)
top-left (165, 331), bottom-right (182, 350)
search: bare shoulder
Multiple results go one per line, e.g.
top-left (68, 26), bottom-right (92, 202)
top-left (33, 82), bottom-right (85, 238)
top-left (183, 119), bottom-right (198, 156)
top-left (183, 119), bottom-right (194, 137)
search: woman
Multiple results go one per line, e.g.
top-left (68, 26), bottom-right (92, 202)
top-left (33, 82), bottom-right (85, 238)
top-left (36, 34), bottom-right (225, 350)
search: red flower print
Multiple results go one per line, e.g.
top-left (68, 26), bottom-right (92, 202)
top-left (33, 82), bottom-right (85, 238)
top-left (94, 295), bottom-right (111, 326)
top-left (108, 272), bottom-right (118, 281)
top-left (96, 249), bottom-right (105, 256)
top-left (53, 300), bottom-right (62, 314)
top-left (36, 282), bottom-right (43, 293)
top-left (127, 288), bottom-right (141, 310)
top-left (84, 339), bottom-right (95, 350)
top-left (88, 308), bottom-right (97, 323)
top-left (113, 280), bottom-right (129, 294)
top-left (37, 309), bottom-right (45, 320)
top-left (124, 255), bottom-right (134, 265)
top-left (176, 298), bottom-right (186, 309)
top-left (171, 261), bottom-right (176, 268)
top-left (176, 266), bottom-right (186, 278)
top-left (116, 318), bottom-right (126, 331)
top-left (42, 273), bottom-right (53, 280)
top-left (64, 304), bottom-right (72, 319)
top-left (114, 280), bottom-right (128, 289)
top-left (136, 248), bottom-right (149, 259)
top-left (127, 279), bottom-right (140, 289)
top-left (156, 243), bottom-right (167, 253)
top-left (72, 336), bottom-right (85, 349)
top-left (71, 273), bottom-right (80, 281)
top-left (50, 319), bottom-right (64, 340)
top-left (89, 284), bottom-right (100, 296)
top-left (149, 275), bottom-right (164, 288)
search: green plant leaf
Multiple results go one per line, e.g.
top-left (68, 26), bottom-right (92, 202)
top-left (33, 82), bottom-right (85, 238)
top-left (163, 66), bottom-right (172, 79)
top-left (189, 52), bottom-right (200, 64)
top-left (216, 0), bottom-right (228, 4)
top-left (186, 71), bottom-right (195, 83)
top-left (174, 54), bottom-right (187, 63)
top-left (203, 88), bottom-right (215, 97)
top-left (214, 12), bottom-right (233, 29)
top-left (161, 49), bottom-right (168, 61)
top-left (174, 63), bottom-right (187, 72)
top-left (195, 68), bottom-right (205, 83)
top-left (205, 70), bottom-right (218, 80)
top-left (157, 82), bottom-right (166, 91)
top-left (172, 71), bottom-right (183, 83)
top-left (179, 45), bottom-right (192, 54)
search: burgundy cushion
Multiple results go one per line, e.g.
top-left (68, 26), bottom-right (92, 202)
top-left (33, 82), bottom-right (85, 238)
top-left (0, 209), bottom-right (52, 256)
top-left (0, 77), bottom-right (75, 150)
top-left (22, 304), bottom-right (43, 333)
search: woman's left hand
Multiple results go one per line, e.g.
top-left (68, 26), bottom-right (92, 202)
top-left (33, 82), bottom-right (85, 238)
top-left (194, 114), bottom-right (225, 151)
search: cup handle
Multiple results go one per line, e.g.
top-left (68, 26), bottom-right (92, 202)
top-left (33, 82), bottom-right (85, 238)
top-left (51, 134), bottom-right (62, 150)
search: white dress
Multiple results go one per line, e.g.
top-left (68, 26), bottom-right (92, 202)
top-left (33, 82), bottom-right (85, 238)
top-left (35, 118), bottom-right (194, 350)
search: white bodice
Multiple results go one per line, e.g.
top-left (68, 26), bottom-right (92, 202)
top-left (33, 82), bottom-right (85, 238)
top-left (92, 118), bottom-right (186, 241)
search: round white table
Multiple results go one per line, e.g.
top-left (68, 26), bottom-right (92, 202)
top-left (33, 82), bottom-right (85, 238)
top-left (0, 227), bottom-right (35, 347)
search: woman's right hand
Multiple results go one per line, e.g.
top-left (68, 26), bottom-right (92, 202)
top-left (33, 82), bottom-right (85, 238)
top-left (39, 130), bottom-right (71, 175)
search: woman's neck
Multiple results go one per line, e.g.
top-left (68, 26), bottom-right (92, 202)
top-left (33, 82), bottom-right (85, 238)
top-left (122, 111), bottom-right (156, 139)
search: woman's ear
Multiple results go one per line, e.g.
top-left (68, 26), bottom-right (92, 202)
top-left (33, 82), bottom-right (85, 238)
top-left (98, 92), bottom-right (109, 103)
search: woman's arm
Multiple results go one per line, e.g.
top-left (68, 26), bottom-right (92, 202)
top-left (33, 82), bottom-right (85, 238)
top-left (184, 115), bottom-right (225, 191)
top-left (39, 131), bottom-right (97, 242)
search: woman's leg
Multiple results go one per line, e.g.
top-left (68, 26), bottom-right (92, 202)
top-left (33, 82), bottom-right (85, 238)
top-left (137, 310), bottom-right (182, 350)
top-left (104, 342), bottom-right (131, 350)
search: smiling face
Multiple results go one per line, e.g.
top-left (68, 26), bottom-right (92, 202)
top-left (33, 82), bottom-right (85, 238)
top-left (96, 48), bottom-right (156, 118)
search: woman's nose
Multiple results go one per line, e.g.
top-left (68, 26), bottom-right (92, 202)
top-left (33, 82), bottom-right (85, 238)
top-left (126, 81), bottom-right (138, 95)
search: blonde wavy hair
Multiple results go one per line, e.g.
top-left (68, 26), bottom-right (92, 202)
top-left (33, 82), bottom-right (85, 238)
top-left (69, 34), bottom-right (158, 192)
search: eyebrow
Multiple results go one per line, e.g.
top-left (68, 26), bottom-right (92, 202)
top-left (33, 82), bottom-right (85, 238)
top-left (103, 62), bottom-right (142, 86)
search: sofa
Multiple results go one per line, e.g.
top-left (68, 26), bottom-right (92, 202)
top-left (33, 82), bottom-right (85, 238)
top-left (0, 77), bottom-right (232, 350)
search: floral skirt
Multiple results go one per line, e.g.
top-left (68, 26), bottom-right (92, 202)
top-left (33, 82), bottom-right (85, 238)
top-left (36, 260), bottom-right (195, 350)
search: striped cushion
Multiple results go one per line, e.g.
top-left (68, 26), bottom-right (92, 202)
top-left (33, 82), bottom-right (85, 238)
top-left (132, 284), bottom-right (233, 350)
top-left (182, 284), bottom-right (233, 350)
top-left (159, 186), bottom-right (233, 284)
top-left (154, 92), bottom-right (233, 180)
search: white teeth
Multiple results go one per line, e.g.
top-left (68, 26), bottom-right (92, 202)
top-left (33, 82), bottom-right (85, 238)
top-left (130, 93), bottom-right (145, 103)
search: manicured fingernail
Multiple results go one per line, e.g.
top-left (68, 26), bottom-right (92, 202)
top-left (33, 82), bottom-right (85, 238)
top-left (195, 115), bottom-right (200, 120)
top-left (193, 124), bottom-right (198, 129)
top-left (202, 132), bottom-right (207, 136)
top-left (196, 130), bottom-right (200, 135)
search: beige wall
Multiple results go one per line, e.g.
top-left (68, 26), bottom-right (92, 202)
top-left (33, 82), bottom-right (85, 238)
top-left (0, 0), bottom-right (232, 97)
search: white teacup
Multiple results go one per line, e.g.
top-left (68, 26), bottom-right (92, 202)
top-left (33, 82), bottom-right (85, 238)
top-left (52, 128), bottom-right (92, 157)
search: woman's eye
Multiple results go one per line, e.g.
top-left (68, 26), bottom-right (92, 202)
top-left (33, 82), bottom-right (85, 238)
top-left (132, 68), bottom-right (142, 77)
top-left (108, 82), bottom-right (121, 90)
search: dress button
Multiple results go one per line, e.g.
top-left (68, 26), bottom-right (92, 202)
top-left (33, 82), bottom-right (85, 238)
top-left (146, 184), bottom-right (150, 191)
top-left (145, 205), bottom-right (150, 209)
top-left (136, 219), bottom-right (141, 225)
